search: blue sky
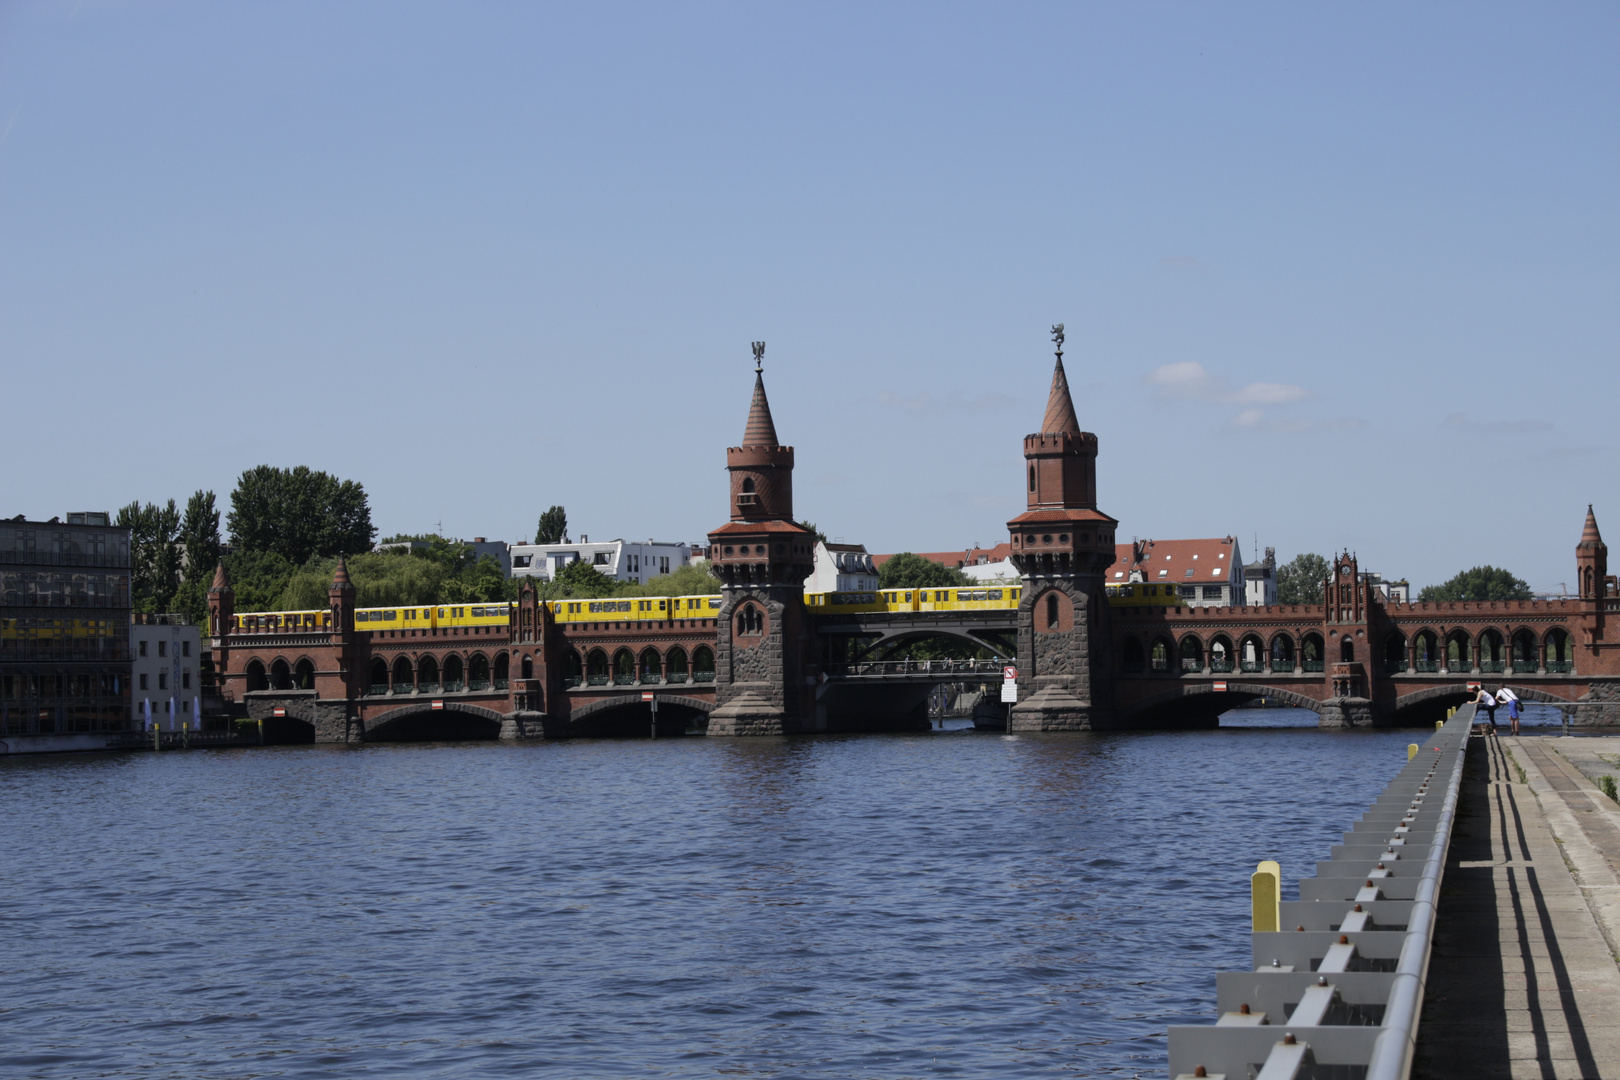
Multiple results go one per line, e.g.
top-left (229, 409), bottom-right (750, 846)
top-left (2, 2), bottom-right (1615, 591)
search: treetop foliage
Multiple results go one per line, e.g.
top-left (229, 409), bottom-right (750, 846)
top-left (797, 520), bottom-right (827, 543)
top-left (616, 560), bottom-right (724, 598)
top-left (535, 506), bottom-right (568, 544)
top-left (1417, 566), bottom-right (1533, 603)
top-left (1276, 552), bottom-right (1330, 606)
top-left (116, 499), bottom-right (181, 615)
top-left (878, 552), bottom-right (973, 590)
top-left (227, 465), bottom-right (375, 567)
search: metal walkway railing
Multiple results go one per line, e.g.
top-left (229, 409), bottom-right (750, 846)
top-left (1166, 707), bottom-right (1475, 1080)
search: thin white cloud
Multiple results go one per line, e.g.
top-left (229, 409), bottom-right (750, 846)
top-left (1147, 361), bottom-right (1316, 430)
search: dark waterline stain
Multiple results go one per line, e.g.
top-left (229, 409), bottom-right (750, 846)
top-left (1, 708), bottom-right (1416, 1078)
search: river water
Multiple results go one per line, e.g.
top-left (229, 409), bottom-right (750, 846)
top-left (1, 709), bottom-right (1421, 1078)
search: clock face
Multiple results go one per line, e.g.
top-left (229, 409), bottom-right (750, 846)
top-left (1342, 566), bottom-right (1353, 578)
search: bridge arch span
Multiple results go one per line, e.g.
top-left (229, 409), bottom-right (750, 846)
top-left (363, 701), bottom-right (506, 742)
top-left (1118, 682), bottom-right (1323, 728)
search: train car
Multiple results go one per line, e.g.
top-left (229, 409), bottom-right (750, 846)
top-left (803, 590), bottom-right (886, 614)
top-left (232, 609), bottom-right (330, 632)
top-left (354, 606), bottom-right (433, 629)
top-left (0, 617), bottom-right (123, 644)
top-left (671, 595), bottom-right (723, 620)
top-left (432, 603), bottom-right (513, 629)
top-left (1104, 583), bottom-right (1184, 608)
top-left (915, 586), bottom-right (1022, 611)
top-left (548, 596), bottom-right (703, 626)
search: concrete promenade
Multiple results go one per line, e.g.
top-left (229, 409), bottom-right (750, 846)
top-left (1415, 733), bottom-right (1620, 1078)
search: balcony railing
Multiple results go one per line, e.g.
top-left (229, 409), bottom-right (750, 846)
top-left (693, 671), bottom-right (716, 683)
top-left (1182, 659), bottom-right (1203, 672)
top-left (1272, 658), bottom-right (1296, 673)
top-left (640, 673), bottom-right (659, 684)
top-left (1415, 660), bottom-right (1438, 673)
top-left (1385, 659), bottom-right (1407, 674)
top-left (1480, 661), bottom-right (1504, 673)
top-left (418, 681), bottom-right (442, 694)
top-left (1240, 660), bottom-right (1263, 673)
top-left (587, 675), bottom-right (608, 686)
top-left (613, 674), bottom-right (636, 685)
top-left (1209, 659), bottom-right (1234, 673)
top-left (369, 683), bottom-right (389, 696)
top-left (494, 679), bottom-right (509, 690)
top-left (1303, 660), bottom-right (1325, 672)
top-left (1512, 660), bottom-right (1538, 673)
top-left (666, 672), bottom-right (688, 683)
top-left (392, 682), bottom-right (415, 695)
top-left (468, 679), bottom-right (490, 691)
top-left (1548, 660), bottom-right (1573, 673)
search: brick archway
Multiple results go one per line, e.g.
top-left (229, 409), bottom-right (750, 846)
top-left (363, 701), bottom-right (507, 742)
top-left (1118, 681), bottom-right (1325, 722)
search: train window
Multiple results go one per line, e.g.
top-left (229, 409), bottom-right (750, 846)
top-left (708, 598), bottom-right (721, 608)
top-left (904, 593), bottom-right (912, 602)
top-left (988, 590), bottom-right (1002, 600)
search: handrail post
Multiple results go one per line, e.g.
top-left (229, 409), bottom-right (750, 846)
top-left (1251, 860), bottom-right (1280, 933)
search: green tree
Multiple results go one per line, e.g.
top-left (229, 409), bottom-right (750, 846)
top-left (227, 465), bottom-right (376, 566)
top-left (1276, 552), bottom-right (1330, 605)
top-left (535, 506), bottom-right (568, 544)
top-left (443, 554), bottom-right (509, 603)
top-left (878, 552), bottom-right (973, 590)
top-left (1418, 566), bottom-right (1533, 603)
top-left (116, 499), bottom-right (182, 614)
top-left (275, 551), bottom-right (448, 610)
top-left (619, 560), bottom-right (725, 597)
top-left (798, 520), bottom-right (827, 543)
top-left (547, 558), bottom-right (620, 598)
top-left (221, 549), bottom-right (298, 614)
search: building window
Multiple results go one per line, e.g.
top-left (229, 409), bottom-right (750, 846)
top-left (182, 640), bottom-right (190, 657)
top-left (1046, 593), bottom-right (1059, 629)
top-left (158, 640), bottom-right (167, 657)
top-left (513, 555), bottom-right (531, 568)
top-left (158, 673), bottom-right (168, 689)
top-left (1202, 586), bottom-right (1223, 600)
top-left (139, 640), bottom-right (148, 657)
top-left (139, 674), bottom-right (148, 690)
top-left (183, 672), bottom-right (191, 689)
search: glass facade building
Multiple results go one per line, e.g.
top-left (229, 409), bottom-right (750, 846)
top-left (0, 513), bottom-right (132, 735)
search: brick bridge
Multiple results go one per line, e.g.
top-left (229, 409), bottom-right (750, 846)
top-left (209, 337), bottom-right (1620, 741)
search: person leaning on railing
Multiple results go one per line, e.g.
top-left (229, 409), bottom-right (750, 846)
top-left (1474, 686), bottom-right (1498, 734)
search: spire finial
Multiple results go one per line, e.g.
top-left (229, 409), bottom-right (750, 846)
top-left (752, 340), bottom-right (765, 374)
top-left (1051, 323), bottom-right (1064, 362)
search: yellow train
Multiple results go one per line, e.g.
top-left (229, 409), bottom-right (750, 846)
top-left (233, 603), bottom-right (516, 633)
top-left (549, 594), bottom-right (723, 625)
top-left (1104, 583), bottom-right (1184, 607)
top-left (804, 586), bottom-right (1023, 614)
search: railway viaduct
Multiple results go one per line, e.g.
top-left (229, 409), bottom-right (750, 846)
top-left (209, 335), bottom-right (1620, 740)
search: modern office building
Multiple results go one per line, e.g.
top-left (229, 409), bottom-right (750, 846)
top-left (0, 511), bottom-right (132, 749)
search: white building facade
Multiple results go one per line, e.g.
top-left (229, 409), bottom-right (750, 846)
top-left (507, 537), bottom-right (695, 586)
top-left (803, 542), bottom-right (879, 593)
top-left (130, 614), bottom-right (201, 724)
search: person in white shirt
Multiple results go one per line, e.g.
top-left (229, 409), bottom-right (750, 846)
top-left (1474, 687), bottom-right (1498, 733)
top-left (1496, 686), bottom-right (1521, 736)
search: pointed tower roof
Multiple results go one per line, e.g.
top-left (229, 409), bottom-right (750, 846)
top-left (1581, 505), bottom-right (1605, 547)
top-left (1040, 356), bottom-right (1082, 437)
top-left (331, 556), bottom-right (353, 589)
top-left (742, 371), bottom-right (780, 447)
top-left (210, 560), bottom-right (230, 591)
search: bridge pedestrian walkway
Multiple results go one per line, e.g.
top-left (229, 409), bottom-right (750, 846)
top-left (1414, 733), bottom-right (1620, 1078)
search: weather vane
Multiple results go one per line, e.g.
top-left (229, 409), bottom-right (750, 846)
top-left (1051, 323), bottom-right (1064, 361)
top-left (751, 341), bottom-right (765, 373)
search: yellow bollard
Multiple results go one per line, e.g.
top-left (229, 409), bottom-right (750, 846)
top-left (1408, 743), bottom-right (1419, 760)
top-left (1252, 860), bottom-right (1280, 933)
top-left (1436, 720), bottom-right (1445, 730)
top-left (257, 718), bottom-right (265, 745)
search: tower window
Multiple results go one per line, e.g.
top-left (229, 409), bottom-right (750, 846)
top-left (1046, 593), bottom-right (1059, 629)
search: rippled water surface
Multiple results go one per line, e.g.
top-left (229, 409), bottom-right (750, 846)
top-left (1, 710), bottom-right (1418, 1078)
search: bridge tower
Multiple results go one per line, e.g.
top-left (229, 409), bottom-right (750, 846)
top-left (1320, 550), bottom-right (1378, 727)
top-left (1577, 505), bottom-right (1608, 645)
top-left (1006, 326), bottom-right (1120, 730)
top-left (706, 345), bottom-right (817, 735)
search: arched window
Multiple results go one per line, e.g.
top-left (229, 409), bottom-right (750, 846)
top-left (1241, 635), bottom-right (1265, 672)
top-left (1028, 464), bottom-right (1035, 492)
top-left (1121, 637), bottom-right (1144, 673)
top-left (1046, 592), bottom-right (1060, 629)
top-left (586, 649), bottom-right (609, 685)
top-left (742, 477), bottom-right (755, 493)
top-left (1478, 629), bottom-right (1504, 672)
top-left (639, 647), bottom-right (662, 684)
top-left (1179, 635), bottom-right (1203, 672)
top-left (443, 654), bottom-right (465, 690)
top-left (392, 656), bottom-right (414, 691)
top-left (1208, 635), bottom-right (1234, 672)
top-left (1445, 632), bottom-right (1470, 672)
top-left (246, 660), bottom-right (268, 692)
top-left (294, 658), bottom-right (315, 690)
top-left (1340, 636), bottom-right (1355, 664)
top-left (1301, 633), bottom-right (1325, 672)
top-left (1545, 628), bottom-right (1571, 672)
top-left (1270, 634), bottom-right (1296, 672)
top-left (494, 652), bottom-right (510, 687)
top-left (1150, 638), bottom-right (1172, 673)
top-left (737, 603), bottom-right (763, 636)
top-left (1413, 630), bottom-right (1438, 671)
top-left (692, 645), bottom-right (715, 682)
top-left (368, 658), bottom-right (389, 692)
top-left (1384, 632), bottom-right (1408, 674)
top-left (418, 655), bottom-right (440, 691)
top-left (1511, 629), bottom-right (1537, 673)
top-left (666, 646), bottom-right (689, 683)
top-left (612, 648), bottom-right (636, 684)
top-left (468, 653), bottom-right (490, 689)
top-left (270, 658), bottom-right (292, 690)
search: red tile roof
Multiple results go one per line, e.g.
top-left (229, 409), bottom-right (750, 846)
top-left (873, 543), bottom-right (1013, 570)
top-left (1109, 537), bottom-right (1240, 586)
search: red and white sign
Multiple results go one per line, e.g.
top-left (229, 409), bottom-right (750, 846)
top-left (272, 707), bottom-right (286, 717)
top-left (641, 692), bottom-right (654, 702)
top-left (1213, 681), bottom-right (1227, 692)
top-left (431, 700), bottom-right (444, 710)
top-left (1003, 665), bottom-right (1018, 681)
